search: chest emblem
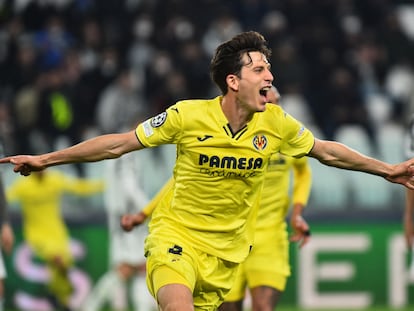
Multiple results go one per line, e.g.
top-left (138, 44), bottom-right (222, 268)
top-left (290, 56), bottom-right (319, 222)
top-left (252, 135), bottom-right (267, 151)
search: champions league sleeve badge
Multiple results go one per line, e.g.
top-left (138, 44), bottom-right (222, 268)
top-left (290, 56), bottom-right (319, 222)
top-left (151, 111), bottom-right (167, 128)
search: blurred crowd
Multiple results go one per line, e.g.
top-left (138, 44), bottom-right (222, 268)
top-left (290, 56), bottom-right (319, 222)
top-left (0, 0), bottom-right (414, 164)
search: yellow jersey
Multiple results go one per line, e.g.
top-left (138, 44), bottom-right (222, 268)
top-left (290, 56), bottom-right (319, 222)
top-left (136, 96), bottom-right (314, 262)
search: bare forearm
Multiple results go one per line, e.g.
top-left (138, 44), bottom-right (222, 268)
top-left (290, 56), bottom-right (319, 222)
top-left (40, 132), bottom-right (142, 168)
top-left (310, 139), bottom-right (391, 177)
top-left (0, 131), bottom-right (144, 176)
top-left (40, 135), bottom-right (120, 166)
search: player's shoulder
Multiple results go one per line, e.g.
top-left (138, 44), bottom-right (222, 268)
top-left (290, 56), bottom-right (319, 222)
top-left (172, 96), bottom-right (220, 112)
top-left (256, 103), bottom-right (287, 126)
top-left (264, 103), bottom-right (286, 116)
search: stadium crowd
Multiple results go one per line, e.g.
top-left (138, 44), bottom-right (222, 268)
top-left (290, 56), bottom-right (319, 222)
top-left (0, 0), bottom-right (413, 162)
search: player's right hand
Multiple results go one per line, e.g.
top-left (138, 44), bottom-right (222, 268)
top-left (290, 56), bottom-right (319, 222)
top-left (0, 155), bottom-right (46, 176)
top-left (120, 211), bottom-right (147, 232)
top-left (121, 214), bottom-right (136, 232)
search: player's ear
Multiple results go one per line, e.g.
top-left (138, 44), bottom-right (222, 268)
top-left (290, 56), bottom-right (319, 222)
top-left (226, 74), bottom-right (239, 92)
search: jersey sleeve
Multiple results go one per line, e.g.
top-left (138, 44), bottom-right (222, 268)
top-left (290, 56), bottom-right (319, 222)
top-left (279, 112), bottom-right (314, 157)
top-left (136, 104), bottom-right (183, 147)
top-left (291, 157), bottom-right (312, 206)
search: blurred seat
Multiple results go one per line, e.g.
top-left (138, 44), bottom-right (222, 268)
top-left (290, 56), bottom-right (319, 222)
top-left (281, 94), bottom-right (315, 126)
top-left (385, 65), bottom-right (414, 105)
top-left (308, 158), bottom-right (349, 210)
top-left (307, 123), bottom-right (325, 140)
top-left (396, 4), bottom-right (414, 40)
top-left (377, 122), bottom-right (405, 164)
top-left (365, 94), bottom-right (393, 127)
top-left (334, 124), bottom-right (392, 209)
top-left (348, 171), bottom-right (393, 209)
top-left (334, 124), bottom-right (374, 156)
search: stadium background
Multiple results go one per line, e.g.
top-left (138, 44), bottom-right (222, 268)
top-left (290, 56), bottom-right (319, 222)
top-left (1, 0), bottom-right (414, 310)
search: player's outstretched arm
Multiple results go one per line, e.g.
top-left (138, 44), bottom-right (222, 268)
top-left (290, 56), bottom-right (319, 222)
top-left (309, 139), bottom-right (414, 189)
top-left (0, 131), bottom-right (143, 176)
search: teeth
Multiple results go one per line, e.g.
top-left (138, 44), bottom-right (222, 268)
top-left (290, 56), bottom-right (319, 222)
top-left (260, 87), bottom-right (270, 94)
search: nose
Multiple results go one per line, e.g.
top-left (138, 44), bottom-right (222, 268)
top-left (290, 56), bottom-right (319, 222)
top-left (265, 68), bottom-right (274, 83)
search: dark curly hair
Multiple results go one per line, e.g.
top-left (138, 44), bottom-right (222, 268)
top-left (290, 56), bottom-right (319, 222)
top-left (210, 31), bottom-right (272, 94)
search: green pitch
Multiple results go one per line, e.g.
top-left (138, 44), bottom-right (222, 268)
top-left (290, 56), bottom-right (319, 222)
top-left (5, 305), bottom-right (414, 311)
top-left (231, 307), bottom-right (413, 311)
top-left (95, 307), bottom-right (413, 311)
top-left (277, 307), bottom-right (413, 311)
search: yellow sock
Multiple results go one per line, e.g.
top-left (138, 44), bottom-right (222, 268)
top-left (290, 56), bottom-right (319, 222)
top-left (48, 265), bottom-right (73, 305)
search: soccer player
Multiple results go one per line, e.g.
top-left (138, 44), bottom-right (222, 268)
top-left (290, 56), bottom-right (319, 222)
top-left (123, 87), bottom-right (312, 311)
top-left (6, 169), bottom-right (103, 311)
top-left (0, 173), bottom-right (14, 311)
top-left (81, 151), bottom-right (157, 311)
top-left (1, 31), bottom-right (414, 311)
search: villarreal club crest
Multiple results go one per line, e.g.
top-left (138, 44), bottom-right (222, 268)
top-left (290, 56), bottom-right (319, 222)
top-left (253, 134), bottom-right (267, 151)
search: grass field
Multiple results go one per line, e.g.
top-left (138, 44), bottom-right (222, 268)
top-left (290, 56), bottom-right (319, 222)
top-left (276, 307), bottom-right (414, 311)
top-left (93, 307), bottom-right (414, 311)
top-left (93, 306), bottom-right (414, 311)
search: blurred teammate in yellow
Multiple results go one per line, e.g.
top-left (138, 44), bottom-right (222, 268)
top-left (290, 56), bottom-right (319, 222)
top-left (6, 169), bottom-right (103, 311)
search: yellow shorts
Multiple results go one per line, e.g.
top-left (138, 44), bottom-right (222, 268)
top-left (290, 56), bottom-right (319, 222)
top-left (145, 233), bottom-right (239, 310)
top-left (225, 227), bottom-right (290, 301)
top-left (28, 236), bottom-right (73, 267)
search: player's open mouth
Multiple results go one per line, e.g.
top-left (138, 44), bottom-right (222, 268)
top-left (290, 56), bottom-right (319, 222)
top-left (259, 86), bottom-right (271, 101)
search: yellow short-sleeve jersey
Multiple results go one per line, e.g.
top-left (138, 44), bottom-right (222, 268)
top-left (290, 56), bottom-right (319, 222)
top-left (136, 96), bottom-right (314, 262)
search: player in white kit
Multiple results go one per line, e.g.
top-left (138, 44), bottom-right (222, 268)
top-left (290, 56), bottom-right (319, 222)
top-left (81, 150), bottom-right (156, 311)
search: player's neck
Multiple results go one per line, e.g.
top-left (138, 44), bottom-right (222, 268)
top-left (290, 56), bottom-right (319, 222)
top-left (221, 95), bottom-right (254, 133)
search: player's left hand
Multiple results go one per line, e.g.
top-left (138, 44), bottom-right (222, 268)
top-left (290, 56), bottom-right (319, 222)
top-left (289, 215), bottom-right (311, 248)
top-left (385, 161), bottom-right (414, 189)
